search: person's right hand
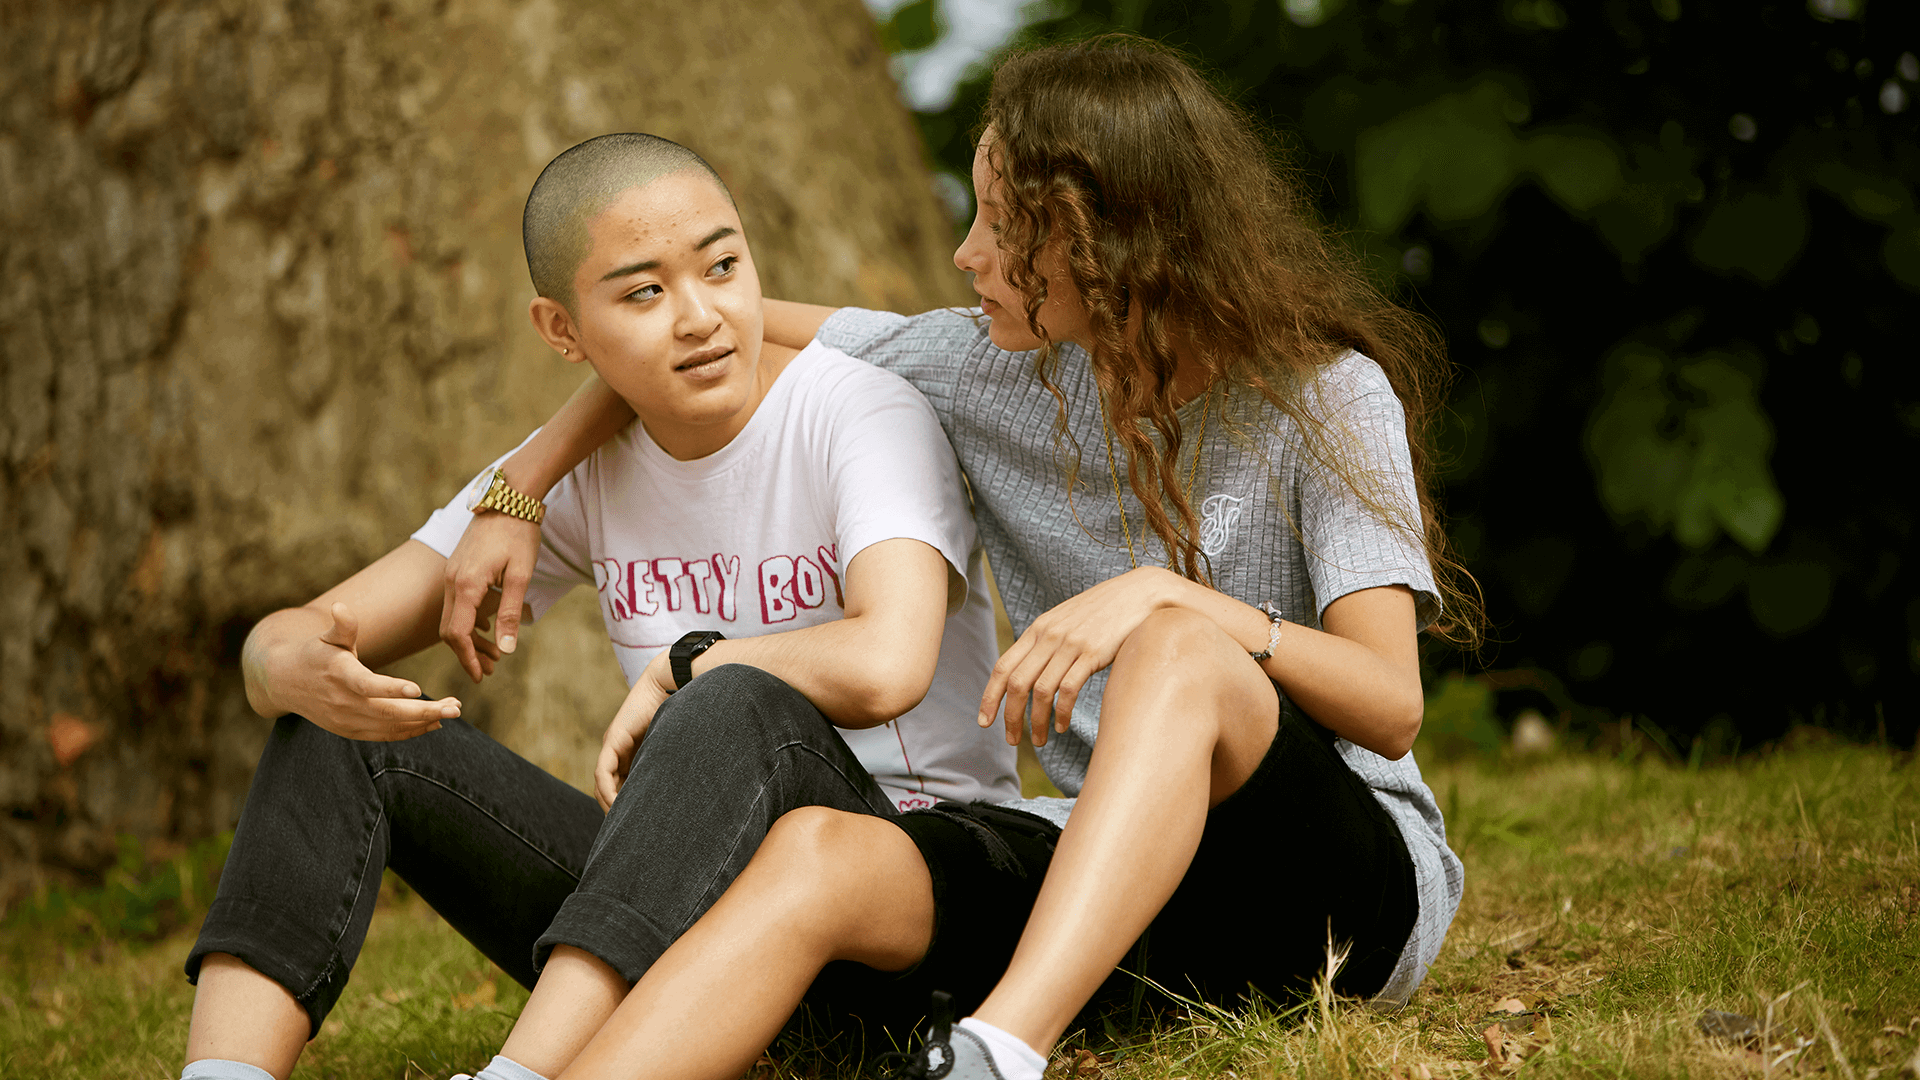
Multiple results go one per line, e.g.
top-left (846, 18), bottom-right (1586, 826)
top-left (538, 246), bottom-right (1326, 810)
top-left (262, 602), bottom-right (462, 741)
top-left (593, 652), bottom-right (676, 811)
top-left (440, 510), bottom-right (544, 682)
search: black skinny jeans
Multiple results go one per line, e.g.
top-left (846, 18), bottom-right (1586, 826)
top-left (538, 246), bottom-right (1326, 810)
top-left (186, 665), bottom-right (896, 1036)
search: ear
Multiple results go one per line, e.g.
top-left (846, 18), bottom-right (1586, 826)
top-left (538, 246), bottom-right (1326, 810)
top-left (528, 296), bottom-right (587, 364)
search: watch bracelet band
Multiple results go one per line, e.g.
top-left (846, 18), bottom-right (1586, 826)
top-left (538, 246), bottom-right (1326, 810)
top-left (1249, 603), bottom-right (1283, 663)
top-left (670, 631), bottom-right (725, 691)
top-left (477, 470), bottom-right (546, 524)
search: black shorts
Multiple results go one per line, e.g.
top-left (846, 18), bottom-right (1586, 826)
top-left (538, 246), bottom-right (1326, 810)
top-left (795, 801), bottom-right (1063, 1052)
top-left (794, 703), bottom-right (1417, 1051)
top-left (1103, 702), bottom-right (1419, 1015)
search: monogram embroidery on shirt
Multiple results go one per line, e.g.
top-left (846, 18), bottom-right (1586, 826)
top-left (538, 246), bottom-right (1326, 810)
top-left (1198, 493), bottom-right (1244, 557)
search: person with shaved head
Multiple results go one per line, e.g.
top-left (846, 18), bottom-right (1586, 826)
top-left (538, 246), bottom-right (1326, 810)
top-left (174, 133), bottom-right (1018, 1080)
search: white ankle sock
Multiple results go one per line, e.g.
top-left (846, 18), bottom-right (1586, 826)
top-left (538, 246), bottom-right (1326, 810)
top-left (957, 1017), bottom-right (1046, 1080)
top-left (473, 1055), bottom-right (550, 1080)
top-left (180, 1061), bottom-right (276, 1080)
top-left (475, 1054), bottom-right (550, 1080)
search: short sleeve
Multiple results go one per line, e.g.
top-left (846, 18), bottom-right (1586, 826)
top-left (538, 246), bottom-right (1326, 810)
top-left (809, 358), bottom-right (979, 614)
top-left (1298, 356), bottom-right (1442, 629)
top-left (816, 307), bottom-right (998, 423)
top-left (408, 432), bottom-right (597, 622)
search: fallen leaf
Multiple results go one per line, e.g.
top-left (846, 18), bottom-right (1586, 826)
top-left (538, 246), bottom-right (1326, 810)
top-left (1480, 998), bottom-right (1553, 1072)
top-left (451, 980), bottom-right (497, 1009)
top-left (1069, 1048), bottom-right (1113, 1078)
top-left (1483, 1023), bottom-right (1524, 1073)
top-left (47, 712), bottom-right (100, 767)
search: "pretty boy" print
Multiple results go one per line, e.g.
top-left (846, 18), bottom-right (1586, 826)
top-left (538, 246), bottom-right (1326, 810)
top-left (594, 544), bottom-right (843, 626)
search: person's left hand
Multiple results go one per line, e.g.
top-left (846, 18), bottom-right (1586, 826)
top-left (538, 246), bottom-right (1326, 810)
top-left (979, 566), bottom-right (1189, 747)
top-left (594, 650), bottom-right (678, 811)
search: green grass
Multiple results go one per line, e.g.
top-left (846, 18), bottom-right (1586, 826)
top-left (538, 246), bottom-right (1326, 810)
top-left (4, 745), bottom-right (1917, 1079)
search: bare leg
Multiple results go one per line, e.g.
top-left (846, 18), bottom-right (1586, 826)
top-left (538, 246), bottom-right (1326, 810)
top-left (485, 807), bottom-right (932, 1080)
top-left (497, 947), bottom-right (633, 1078)
top-left (184, 954), bottom-right (311, 1080)
top-left (975, 608), bottom-right (1279, 1052)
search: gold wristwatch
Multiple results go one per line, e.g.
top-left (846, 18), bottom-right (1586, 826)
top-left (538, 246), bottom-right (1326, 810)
top-left (466, 467), bottom-right (547, 524)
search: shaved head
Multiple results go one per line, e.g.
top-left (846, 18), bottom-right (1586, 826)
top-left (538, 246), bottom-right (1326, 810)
top-left (524, 133), bottom-right (733, 312)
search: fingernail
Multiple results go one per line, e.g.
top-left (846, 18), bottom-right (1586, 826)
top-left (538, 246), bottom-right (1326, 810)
top-left (978, 714), bottom-right (993, 727)
top-left (501, 635), bottom-right (517, 653)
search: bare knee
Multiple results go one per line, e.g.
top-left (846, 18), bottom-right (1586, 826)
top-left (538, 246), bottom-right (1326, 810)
top-left (749, 807), bottom-right (933, 968)
top-left (1119, 606), bottom-right (1225, 661)
top-left (1106, 608), bottom-right (1278, 795)
top-left (761, 806), bottom-right (869, 870)
top-left (1113, 608), bottom-right (1263, 700)
top-left (758, 807), bottom-right (914, 896)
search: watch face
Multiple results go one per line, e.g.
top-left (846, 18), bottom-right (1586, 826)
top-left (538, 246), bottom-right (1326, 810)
top-left (464, 468), bottom-right (499, 512)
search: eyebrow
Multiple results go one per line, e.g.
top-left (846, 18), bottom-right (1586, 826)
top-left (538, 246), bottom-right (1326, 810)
top-left (598, 226), bottom-right (740, 282)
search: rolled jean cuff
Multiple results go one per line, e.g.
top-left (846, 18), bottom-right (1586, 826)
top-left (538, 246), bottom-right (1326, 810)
top-left (186, 896), bottom-right (350, 1038)
top-left (533, 889), bottom-right (680, 982)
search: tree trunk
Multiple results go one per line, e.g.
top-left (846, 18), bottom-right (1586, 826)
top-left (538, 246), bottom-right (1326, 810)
top-left (0, 0), bottom-right (966, 906)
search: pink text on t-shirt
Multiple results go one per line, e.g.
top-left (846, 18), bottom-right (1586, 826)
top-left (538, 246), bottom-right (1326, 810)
top-left (597, 546), bottom-right (842, 627)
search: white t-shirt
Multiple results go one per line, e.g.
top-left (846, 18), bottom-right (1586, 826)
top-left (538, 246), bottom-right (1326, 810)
top-left (412, 341), bottom-right (1020, 810)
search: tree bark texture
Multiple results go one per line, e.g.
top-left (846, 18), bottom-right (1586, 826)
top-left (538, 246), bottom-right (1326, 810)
top-left (0, 0), bottom-right (967, 904)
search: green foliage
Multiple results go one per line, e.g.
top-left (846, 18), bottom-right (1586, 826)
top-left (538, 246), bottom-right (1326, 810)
top-left (1746, 559), bottom-right (1836, 636)
top-left (1586, 343), bottom-right (1783, 554)
top-left (3, 832), bottom-right (233, 944)
top-left (1587, 122), bottom-right (1703, 262)
top-left (1356, 80), bottom-right (1530, 233)
top-left (1689, 181), bottom-right (1809, 282)
top-left (1418, 672), bottom-right (1506, 760)
top-left (877, 0), bottom-right (943, 54)
top-left (1355, 82), bottom-right (1632, 234)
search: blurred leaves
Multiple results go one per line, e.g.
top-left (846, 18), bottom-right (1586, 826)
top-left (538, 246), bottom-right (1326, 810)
top-left (1357, 81), bottom-right (1531, 233)
top-left (877, 0), bottom-right (943, 54)
top-left (1586, 343), bottom-right (1783, 554)
top-left (1419, 673), bottom-right (1504, 760)
top-left (1690, 182), bottom-right (1809, 282)
top-left (1357, 82), bottom-right (1632, 235)
top-left (4, 832), bottom-right (233, 943)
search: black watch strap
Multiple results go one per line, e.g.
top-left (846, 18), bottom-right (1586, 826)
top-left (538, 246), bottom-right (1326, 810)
top-left (669, 630), bottom-right (726, 691)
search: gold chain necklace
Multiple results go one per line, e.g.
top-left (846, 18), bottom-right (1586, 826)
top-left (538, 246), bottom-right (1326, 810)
top-left (1101, 387), bottom-right (1211, 569)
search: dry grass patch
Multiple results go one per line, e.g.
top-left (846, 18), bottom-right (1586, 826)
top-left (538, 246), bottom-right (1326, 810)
top-left (1027, 745), bottom-right (1920, 1080)
top-left (2, 745), bottom-right (1916, 1078)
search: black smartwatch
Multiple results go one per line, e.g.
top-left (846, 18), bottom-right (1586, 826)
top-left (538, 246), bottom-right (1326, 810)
top-left (669, 630), bottom-right (726, 691)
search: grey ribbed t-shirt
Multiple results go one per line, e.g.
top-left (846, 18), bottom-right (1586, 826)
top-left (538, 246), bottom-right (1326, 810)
top-left (817, 306), bottom-right (1463, 1005)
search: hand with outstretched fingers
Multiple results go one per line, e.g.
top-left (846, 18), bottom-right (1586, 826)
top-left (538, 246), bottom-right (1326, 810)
top-left (263, 602), bottom-right (462, 741)
top-left (979, 566), bottom-right (1185, 748)
top-left (440, 510), bottom-right (543, 682)
top-left (594, 651), bottom-right (678, 811)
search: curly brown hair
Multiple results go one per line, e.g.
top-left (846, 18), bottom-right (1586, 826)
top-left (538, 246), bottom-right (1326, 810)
top-left (980, 33), bottom-right (1482, 645)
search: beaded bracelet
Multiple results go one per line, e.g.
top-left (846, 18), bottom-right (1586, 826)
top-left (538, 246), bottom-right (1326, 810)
top-left (1249, 603), bottom-right (1283, 662)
